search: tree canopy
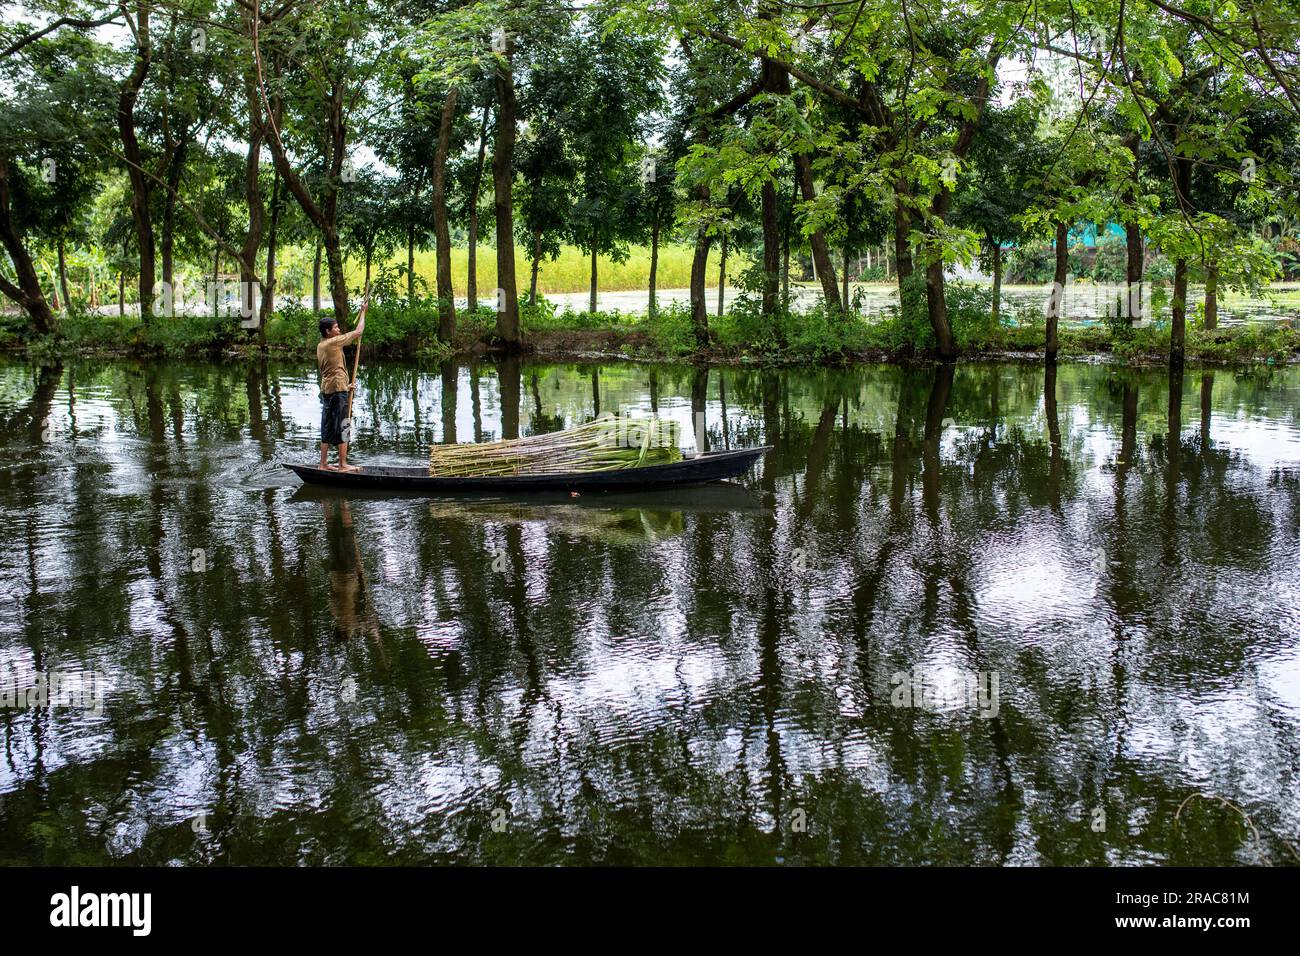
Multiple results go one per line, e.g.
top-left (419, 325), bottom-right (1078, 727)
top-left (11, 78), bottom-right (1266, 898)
top-left (2, 0), bottom-right (1298, 363)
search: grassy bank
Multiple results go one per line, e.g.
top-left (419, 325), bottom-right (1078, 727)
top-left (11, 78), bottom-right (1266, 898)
top-left (10, 286), bottom-right (1298, 369)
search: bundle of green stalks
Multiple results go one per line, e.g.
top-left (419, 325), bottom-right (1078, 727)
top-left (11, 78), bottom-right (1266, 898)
top-left (428, 415), bottom-right (683, 477)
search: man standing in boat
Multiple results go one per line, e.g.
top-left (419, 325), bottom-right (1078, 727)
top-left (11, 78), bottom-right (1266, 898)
top-left (317, 302), bottom-right (366, 471)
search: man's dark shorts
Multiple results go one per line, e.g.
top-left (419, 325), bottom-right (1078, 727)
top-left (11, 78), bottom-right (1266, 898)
top-left (320, 390), bottom-right (348, 446)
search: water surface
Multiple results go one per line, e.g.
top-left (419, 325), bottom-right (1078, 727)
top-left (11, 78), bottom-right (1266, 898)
top-left (1, 356), bottom-right (1298, 865)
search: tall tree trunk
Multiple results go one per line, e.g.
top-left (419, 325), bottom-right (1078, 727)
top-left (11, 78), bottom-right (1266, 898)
top-left (794, 152), bottom-right (841, 310)
top-left (772, 62), bottom-right (839, 309)
top-left (925, 259), bottom-right (956, 360)
top-left (922, 186), bottom-right (962, 360)
top-left (492, 53), bottom-right (520, 348)
top-left (1169, 155), bottom-right (1192, 366)
top-left (529, 228), bottom-right (541, 304)
top-left (261, 169), bottom-right (282, 340)
top-left (648, 209), bottom-right (660, 319)
top-left (783, 172), bottom-right (792, 308)
top-left (842, 244), bottom-right (851, 310)
top-left (57, 238), bottom-right (72, 314)
top-left (689, 186), bottom-right (712, 350)
top-left (761, 179), bottom-right (779, 318)
top-left (432, 85), bottom-right (458, 340)
top-left (1171, 256), bottom-right (1187, 366)
top-left (466, 98), bottom-right (491, 314)
top-left (161, 140), bottom-right (184, 293)
top-left (1047, 221), bottom-right (1068, 363)
top-left (0, 156), bottom-right (57, 332)
top-left (261, 61), bottom-right (349, 326)
top-left (758, 62), bottom-right (784, 320)
top-left (717, 232), bottom-right (728, 317)
top-left (589, 227), bottom-right (598, 314)
top-left (990, 240), bottom-right (1002, 333)
top-left (1203, 263), bottom-right (1218, 330)
top-left (117, 2), bottom-right (155, 327)
top-left (312, 238), bottom-right (322, 313)
top-left (324, 227), bottom-right (347, 328)
top-left (1125, 220), bottom-right (1143, 324)
top-left (407, 221), bottom-right (415, 306)
top-left (240, 81), bottom-right (266, 334)
top-left (893, 200), bottom-right (914, 307)
top-left (919, 63), bottom-right (995, 361)
top-left (782, 221), bottom-right (791, 308)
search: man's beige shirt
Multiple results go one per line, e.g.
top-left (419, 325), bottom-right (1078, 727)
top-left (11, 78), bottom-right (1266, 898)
top-left (317, 328), bottom-right (360, 395)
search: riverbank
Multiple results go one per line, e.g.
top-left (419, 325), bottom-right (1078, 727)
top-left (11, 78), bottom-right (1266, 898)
top-left (6, 292), bottom-right (1298, 368)
top-left (508, 322), bottom-right (1300, 368)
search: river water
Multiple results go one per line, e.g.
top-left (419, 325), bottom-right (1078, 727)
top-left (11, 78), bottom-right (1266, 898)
top-left (1, 356), bottom-right (1298, 864)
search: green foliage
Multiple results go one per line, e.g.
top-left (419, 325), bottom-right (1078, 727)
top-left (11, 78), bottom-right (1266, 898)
top-left (710, 294), bottom-right (873, 361)
top-left (517, 295), bottom-right (633, 331)
top-left (265, 299), bottom-right (440, 354)
top-left (519, 294), bottom-right (559, 329)
top-left (946, 282), bottom-right (997, 349)
top-left (43, 308), bottom-right (138, 351)
top-left (3, 0), bottom-right (1299, 375)
top-left (775, 304), bottom-right (874, 361)
top-left (1005, 240), bottom-right (1057, 284)
top-left (716, 291), bottom-right (783, 354)
top-left (894, 272), bottom-right (934, 349)
top-left (1187, 324), bottom-right (1298, 365)
top-left (643, 302), bottom-right (697, 356)
top-left (18, 286), bottom-right (1300, 370)
top-left (144, 313), bottom-right (236, 354)
top-left (839, 278), bottom-right (997, 356)
top-left (264, 302), bottom-right (320, 351)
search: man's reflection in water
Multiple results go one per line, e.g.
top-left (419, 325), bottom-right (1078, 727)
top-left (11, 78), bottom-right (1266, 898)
top-left (321, 498), bottom-right (385, 654)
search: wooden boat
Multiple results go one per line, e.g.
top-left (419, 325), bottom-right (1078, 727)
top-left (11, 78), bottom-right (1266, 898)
top-left (282, 446), bottom-right (770, 493)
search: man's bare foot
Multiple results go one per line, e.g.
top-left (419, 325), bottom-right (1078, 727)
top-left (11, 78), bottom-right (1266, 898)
top-left (322, 463), bottom-right (340, 471)
top-left (338, 463), bottom-right (360, 472)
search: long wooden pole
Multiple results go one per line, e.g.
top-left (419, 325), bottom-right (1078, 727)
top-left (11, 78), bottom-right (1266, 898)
top-left (346, 284), bottom-right (369, 439)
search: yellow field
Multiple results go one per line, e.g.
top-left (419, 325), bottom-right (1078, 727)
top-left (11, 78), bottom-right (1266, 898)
top-left (411, 244), bottom-right (712, 296)
top-left (326, 243), bottom-right (743, 296)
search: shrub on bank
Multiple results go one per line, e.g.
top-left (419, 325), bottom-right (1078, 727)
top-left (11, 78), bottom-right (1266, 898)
top-left (8, 284), bottom-right (1298, 367)
top-left (266, 299), bottom-right (441, 353)
top-left (522, 298), bottom-right (627, 331)
top-left (643, 303), bottom-right (698, 356)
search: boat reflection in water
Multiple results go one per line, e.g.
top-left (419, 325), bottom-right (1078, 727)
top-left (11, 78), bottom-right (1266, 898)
top-left (300, 481), bottom-right (764, 549)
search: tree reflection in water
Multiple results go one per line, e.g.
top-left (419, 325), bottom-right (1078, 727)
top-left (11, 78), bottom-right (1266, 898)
top-left (0, 356), bottom-right (1297, 865)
